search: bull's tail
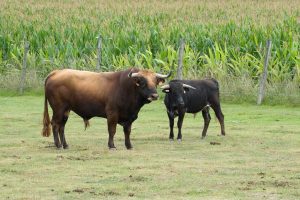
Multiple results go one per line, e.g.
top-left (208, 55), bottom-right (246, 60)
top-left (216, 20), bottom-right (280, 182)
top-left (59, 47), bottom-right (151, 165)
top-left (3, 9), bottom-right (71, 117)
top-left (42, 92), bottom-right (51, 137)
top-left (42, 72), bottom-right (57, 137)
top-left (210, 78), bottom-right (219, 89)
top-left (210, 78), bottom-right (220, 98)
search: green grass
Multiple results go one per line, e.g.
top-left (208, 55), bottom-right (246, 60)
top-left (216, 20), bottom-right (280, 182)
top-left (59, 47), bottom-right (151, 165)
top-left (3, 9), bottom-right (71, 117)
top-left (0, 96), bottom-right (300, 199)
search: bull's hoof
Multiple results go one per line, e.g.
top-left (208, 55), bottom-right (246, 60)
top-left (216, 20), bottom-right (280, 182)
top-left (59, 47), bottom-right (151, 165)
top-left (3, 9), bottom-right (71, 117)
top-left (177, 139), bottom-right (182, 142)
top-left (55, 144), bottom-right (62, 149)
top-left (201, 136), bottom-right (206, 139)
top-left (125, 143), bottom-right (133, 150)
top-left (109, 147), bottom-right (117, 151)
top-left (126, 147), bottom-right (133, 150)
top-left (169, 138), bottom-right (174, 142)
top-left (63, 144), bottom-right (69, 149)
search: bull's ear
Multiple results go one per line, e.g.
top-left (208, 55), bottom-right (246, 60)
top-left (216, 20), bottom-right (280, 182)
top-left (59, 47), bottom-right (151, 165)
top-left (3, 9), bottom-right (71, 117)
top-left (128, 70), bottom-right (143, 86)
top-left (135, 77), bottom-right (147, 87)
top-left (130, 76), bottom-right (140, 86)
top-left (136, 77), bottom-right (141, 86)
top-left (157, 78), bottom-right (165, 86)
top-left (183, 87), bottom-right (189, 92)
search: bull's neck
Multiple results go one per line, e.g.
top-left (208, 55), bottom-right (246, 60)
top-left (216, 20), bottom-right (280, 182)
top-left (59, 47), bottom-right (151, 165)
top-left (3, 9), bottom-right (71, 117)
top-left (128, 87), bottom-right (145, 111)
top-left (120, 77), bottom-right (146, 112)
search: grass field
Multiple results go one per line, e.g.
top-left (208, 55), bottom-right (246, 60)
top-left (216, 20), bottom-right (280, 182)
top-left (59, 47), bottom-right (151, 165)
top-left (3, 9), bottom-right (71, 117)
top-left (0, 96), bottom-right (299, 199)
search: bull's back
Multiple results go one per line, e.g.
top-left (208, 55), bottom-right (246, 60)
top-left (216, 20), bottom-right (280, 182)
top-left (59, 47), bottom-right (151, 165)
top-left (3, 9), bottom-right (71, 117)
top-left (180, 79), bottom-right (219, 113)
top-left (45, 69), bottom-right (118, 118)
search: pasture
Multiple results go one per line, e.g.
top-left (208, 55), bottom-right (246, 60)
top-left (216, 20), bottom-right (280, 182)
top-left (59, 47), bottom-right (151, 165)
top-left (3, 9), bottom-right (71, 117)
top-left (0, 96), bottom-right (299, 199)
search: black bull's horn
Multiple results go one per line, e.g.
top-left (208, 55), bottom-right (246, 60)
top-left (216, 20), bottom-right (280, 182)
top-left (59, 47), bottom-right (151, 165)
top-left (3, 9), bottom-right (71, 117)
top-left (182, 84), bottom-right (196, 90)
top-left (160, 84), bottom-right (170, 90)
top-left (160, 83), bottom-right (196, 90)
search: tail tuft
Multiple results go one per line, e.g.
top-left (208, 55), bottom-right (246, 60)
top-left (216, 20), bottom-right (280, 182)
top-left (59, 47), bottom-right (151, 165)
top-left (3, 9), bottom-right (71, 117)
top-left (42, 94), bottom-right (51, 137)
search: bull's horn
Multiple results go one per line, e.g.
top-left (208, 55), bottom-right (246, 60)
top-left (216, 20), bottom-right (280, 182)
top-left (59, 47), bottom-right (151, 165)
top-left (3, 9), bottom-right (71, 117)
top-left (156, 71), bottom-right (172, 79)
top-left (128, 71), bottom-right (140, 78)
top-left (182, 84), bottom-right (196, 90)
top-left (160, 84), bottom-right (170, 90)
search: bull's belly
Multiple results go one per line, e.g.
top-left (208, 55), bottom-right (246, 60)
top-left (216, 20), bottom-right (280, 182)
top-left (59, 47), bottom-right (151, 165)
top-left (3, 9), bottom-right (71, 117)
top-left (118, 114), bottom-right (138, 125)
top-left (71, 105), bottom-right (138, 126)
top-left (71, 103), bottom-right (106, 120)
top-left (186, 105), bottom-right (208, 114)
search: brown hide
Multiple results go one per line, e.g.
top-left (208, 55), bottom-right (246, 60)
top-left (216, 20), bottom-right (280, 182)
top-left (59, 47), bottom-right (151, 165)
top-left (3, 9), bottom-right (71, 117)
top-left (46, 69), bottom-right (118, 119)
top-left (42, 68), bottom-right (168, 149)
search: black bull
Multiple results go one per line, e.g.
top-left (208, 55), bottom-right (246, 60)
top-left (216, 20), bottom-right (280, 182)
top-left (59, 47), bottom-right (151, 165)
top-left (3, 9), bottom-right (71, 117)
top-left (162, 79), bottom-right (225, 140)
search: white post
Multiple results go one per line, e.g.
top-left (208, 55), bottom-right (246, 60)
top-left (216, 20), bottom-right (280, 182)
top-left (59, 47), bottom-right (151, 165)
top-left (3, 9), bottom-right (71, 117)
top-left (96, 34), bottom-right (102, 71)
top-left (176, 38), bottom-right (185, 80)
top-left (257, 40), bottom-right (272, 105)
top-left (19, 40), bottom-right (29, 94)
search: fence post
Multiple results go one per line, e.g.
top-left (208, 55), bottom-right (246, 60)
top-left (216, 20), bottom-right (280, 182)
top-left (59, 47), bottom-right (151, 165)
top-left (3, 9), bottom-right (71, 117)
top-left (96, 34), bottom-right (102, 71)
top-left (176, 38), bottom-right (185, 80)
top-left (19, 40), bottom-right (29, 95)
top-left (257, 39), bottom-right (272, 105)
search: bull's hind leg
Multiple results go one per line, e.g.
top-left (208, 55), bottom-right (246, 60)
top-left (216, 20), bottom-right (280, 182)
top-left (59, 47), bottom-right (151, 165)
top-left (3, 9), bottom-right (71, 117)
top-left (51, 119), bottom-right (61, 148)
top-left (58, 110), bottom-right (70, 149)
top-left (201, 108), bottom-right (211, 139)
top-left (211, 103), bottom-right (225, 136)
top-left (51, 109), bottom-right (69, 149)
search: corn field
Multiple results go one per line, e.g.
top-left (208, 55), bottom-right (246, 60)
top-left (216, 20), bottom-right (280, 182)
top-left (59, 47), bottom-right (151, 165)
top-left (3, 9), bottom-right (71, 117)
top-left (0, 0), bottom-right (299, 97)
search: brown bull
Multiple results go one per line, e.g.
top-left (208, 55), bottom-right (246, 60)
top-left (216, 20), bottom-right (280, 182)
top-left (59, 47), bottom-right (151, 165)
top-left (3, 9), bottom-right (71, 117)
top-left (42, 68), bottom-right (170, 149)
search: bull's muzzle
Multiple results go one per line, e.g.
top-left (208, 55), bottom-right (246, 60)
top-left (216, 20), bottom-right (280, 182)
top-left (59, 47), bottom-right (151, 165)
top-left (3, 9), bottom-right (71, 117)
top-left (147, 93), bottom-right (159, 101)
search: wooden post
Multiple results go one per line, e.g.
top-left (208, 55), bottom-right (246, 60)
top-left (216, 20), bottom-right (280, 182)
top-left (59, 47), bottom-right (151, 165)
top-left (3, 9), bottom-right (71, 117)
top-left (257, 40), bottom-right (272, 105)
top-left (96, 34), bottom-right (102, 71)
top-left (19, 40), bottom-right (29, 95)
top-left (176, 38), bottom-right (185, 80)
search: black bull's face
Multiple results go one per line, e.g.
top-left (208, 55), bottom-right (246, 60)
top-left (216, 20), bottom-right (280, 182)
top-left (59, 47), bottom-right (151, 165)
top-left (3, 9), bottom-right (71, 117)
top-left (161, 81), bottom-right (196, 115)
top-left (128, 69), bottom-right (171, 103)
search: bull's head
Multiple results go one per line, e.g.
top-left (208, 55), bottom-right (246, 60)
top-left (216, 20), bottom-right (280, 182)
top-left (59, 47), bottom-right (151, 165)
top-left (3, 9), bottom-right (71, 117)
top-left (161, 81), bottom-right (196, 111)
top-left (128, 68), bottom-right (171, 103)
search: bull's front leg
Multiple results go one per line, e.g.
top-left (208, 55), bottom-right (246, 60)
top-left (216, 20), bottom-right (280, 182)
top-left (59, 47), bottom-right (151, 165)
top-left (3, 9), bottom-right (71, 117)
top-left (123, 123), bottom-right (133, 150)
top-left (167, 110), bottom-right (175, 140)
top-left (107, 115), bottom-right (118, 149)
top-left (177, 112), bottom-right (185, 141)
